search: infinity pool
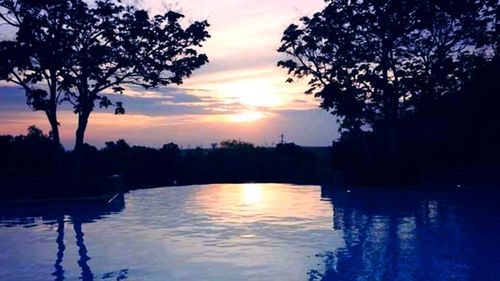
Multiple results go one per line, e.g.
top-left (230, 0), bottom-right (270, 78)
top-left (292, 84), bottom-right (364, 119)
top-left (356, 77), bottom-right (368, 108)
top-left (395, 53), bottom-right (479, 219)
top-left (0, 184), bottom-right (498, 280)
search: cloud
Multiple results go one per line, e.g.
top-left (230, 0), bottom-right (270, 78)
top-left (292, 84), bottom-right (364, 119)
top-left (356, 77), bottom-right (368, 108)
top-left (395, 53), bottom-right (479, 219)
top-left (0, 85), bottom-right (28, 106)
top-left (0, 0), bottom-right (339, 147)
top-left (0, 103), bottom-right (339, 149)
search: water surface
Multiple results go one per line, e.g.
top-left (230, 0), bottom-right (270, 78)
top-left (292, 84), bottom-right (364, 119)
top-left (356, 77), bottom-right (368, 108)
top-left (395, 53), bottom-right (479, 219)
top-left (0, 184), bottom-right (498, 280)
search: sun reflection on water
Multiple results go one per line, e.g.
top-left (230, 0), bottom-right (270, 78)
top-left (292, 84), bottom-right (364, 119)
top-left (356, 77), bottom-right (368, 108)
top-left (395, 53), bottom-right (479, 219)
top-left (191, 183), bottom-right (334, 228)
top-left (241, 183), bottom-right (263, 205)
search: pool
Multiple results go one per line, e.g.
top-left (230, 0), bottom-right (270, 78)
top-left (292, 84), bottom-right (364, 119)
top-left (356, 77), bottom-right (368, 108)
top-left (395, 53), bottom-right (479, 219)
top-left (0, 184), bottom-right (498, 280)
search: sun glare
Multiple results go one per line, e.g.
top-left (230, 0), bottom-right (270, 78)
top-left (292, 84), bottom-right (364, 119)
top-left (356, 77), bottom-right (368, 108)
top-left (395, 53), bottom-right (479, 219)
top-left (221, 79), bottom-right (281, 107)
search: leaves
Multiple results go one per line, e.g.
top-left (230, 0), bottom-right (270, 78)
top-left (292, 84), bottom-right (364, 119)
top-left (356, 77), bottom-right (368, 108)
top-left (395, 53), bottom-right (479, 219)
top-left (114, 102), bottom-right (125, 115)
top-left (277, 0), bottom-right (496, 135)
top-left (2, 0), bottom-right (211, 109)
top-left (26, 88), bottom-right (49, 111)
top-left (0, 0), bottom-right (210, 149)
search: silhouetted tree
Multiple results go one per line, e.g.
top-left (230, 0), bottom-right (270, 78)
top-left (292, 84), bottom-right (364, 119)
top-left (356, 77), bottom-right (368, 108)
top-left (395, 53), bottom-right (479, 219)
top-left (0, 126), bottom-right (56, 177)
top-left (0, 0), bottom-right (77, 174)
top-left (55, 1), bottom-right (209, 175)
top-left (278, 0), bottom-right (496, 133)
top-left (278, 0), bottom-right (497, 168)
top-left (161, 143), bottom-right (181, 155)
top-left (0, 0), bottom-right (75, 147)
top-left (1, 0), bottom-right (210, 178)
top-left (219, 139), bottom-right (255, 150)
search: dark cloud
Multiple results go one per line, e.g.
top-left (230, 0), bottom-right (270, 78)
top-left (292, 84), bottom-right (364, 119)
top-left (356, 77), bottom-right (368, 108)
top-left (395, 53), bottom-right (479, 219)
top-left (0, 86), bottom-right (28, 106)
top-left (0, 85), bottom-right (230, 116)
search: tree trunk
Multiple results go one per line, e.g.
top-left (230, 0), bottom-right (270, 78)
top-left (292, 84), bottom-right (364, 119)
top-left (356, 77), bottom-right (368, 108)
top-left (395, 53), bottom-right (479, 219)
top-left (375, 3), bottom-right (399, 166)
top-left (46, 109), bottom-right (64, 177)
top-left (381, 47), bottom-right (398, 164)
top-left (47, 69), bottom-right (64, 178)
top-left (73, 110), bottom-right (91, 180)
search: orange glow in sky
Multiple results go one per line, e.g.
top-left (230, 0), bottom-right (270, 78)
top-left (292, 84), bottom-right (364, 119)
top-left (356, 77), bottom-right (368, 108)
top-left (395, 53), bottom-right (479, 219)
top-left (227, 111), bottom-right (266, 123)
top-left (0, 0), bottom-right (339, 148)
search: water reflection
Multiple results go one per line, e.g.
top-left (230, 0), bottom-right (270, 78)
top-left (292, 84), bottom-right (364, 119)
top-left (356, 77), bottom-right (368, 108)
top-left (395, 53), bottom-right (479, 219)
top-left (0, 185), bottom-right (498, 281)
top-left (0, 195), bottom-right (127, 281)
top-left (52, 217), bottom-right (65, 281)
top-left (241, 184), bottom-right (263, 205)
top-left (1, 185), bottom-right (341, 281)
top-left (73, 216), bottom-right (93, 280)
top-left (192, 183), bottom-right (334, 226)
top-left (314, 187), bottom-right (500, 281)
top-left (50, 216), bottom-right (94, 281)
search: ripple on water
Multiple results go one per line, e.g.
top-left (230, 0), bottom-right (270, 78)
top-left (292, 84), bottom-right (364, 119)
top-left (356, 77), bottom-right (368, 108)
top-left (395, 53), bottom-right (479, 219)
top-left (0, 184), bottom-right (499, 281)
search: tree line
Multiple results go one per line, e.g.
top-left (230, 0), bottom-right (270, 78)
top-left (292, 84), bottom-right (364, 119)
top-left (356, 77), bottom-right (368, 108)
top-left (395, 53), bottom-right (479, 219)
top-left (0, 127), bottom-right (332, 186)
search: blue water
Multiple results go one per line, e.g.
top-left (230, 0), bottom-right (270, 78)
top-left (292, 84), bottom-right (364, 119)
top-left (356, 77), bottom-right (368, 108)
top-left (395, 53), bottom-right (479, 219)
top-left (0, 184), bottom-right (498, 281)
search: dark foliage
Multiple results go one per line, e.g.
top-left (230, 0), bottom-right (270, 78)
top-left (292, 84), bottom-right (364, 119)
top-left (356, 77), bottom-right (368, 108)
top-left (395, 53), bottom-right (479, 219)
top-left (278, 0), bottom-right (496, 134)
top-left (0, 126), bottom-right (57, 177)
top-left (279, 0), bottom-right (499, 185)
top-left (331, 58), bottom-right (500, 185)
top-left (88, 140), bottom-right (330, 186)
top-left (0, 0), bottom-right (210, 177)
top-left (0, 130), bottom-right (332, 187)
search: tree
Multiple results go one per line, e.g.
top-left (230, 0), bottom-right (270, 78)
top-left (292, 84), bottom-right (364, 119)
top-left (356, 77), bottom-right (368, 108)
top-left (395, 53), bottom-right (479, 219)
top-left (278, 0), bottom-right (497, 183)
top-left (278, 0), bottom-right (496, 137)
top-left (0, 0), bottom-right (77, 174)
top-left (1, 0), bottom-right (210, 177)
top-left (0, 126), bottom-right (56, 177)
top-left (58, 2), bottom-right (209, 157)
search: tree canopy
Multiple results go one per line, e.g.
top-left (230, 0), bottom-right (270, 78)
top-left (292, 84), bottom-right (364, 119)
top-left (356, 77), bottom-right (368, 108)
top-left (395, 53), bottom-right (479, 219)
top-left (278, 0), bottom-right (497, 135)
top-left (0, 0), bottom-right (209, 146)
top-left (0, 0), bottom-right (210, 176)
top-left (0, 0), bottom-right (78, 146)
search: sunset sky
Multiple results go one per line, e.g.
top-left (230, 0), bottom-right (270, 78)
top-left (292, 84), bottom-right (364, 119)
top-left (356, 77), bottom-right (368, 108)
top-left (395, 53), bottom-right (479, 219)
top-left (0, 0), bottom-right (339, 149)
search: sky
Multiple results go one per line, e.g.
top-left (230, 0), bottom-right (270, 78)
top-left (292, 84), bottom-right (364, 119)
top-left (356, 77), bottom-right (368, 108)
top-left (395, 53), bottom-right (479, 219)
top-left (0, 0), bottom-right (340, 149)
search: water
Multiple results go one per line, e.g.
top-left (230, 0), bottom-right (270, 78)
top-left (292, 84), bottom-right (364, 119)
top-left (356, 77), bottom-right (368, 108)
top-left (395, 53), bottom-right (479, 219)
top-left (0, 183), bottom-right (498, 281)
